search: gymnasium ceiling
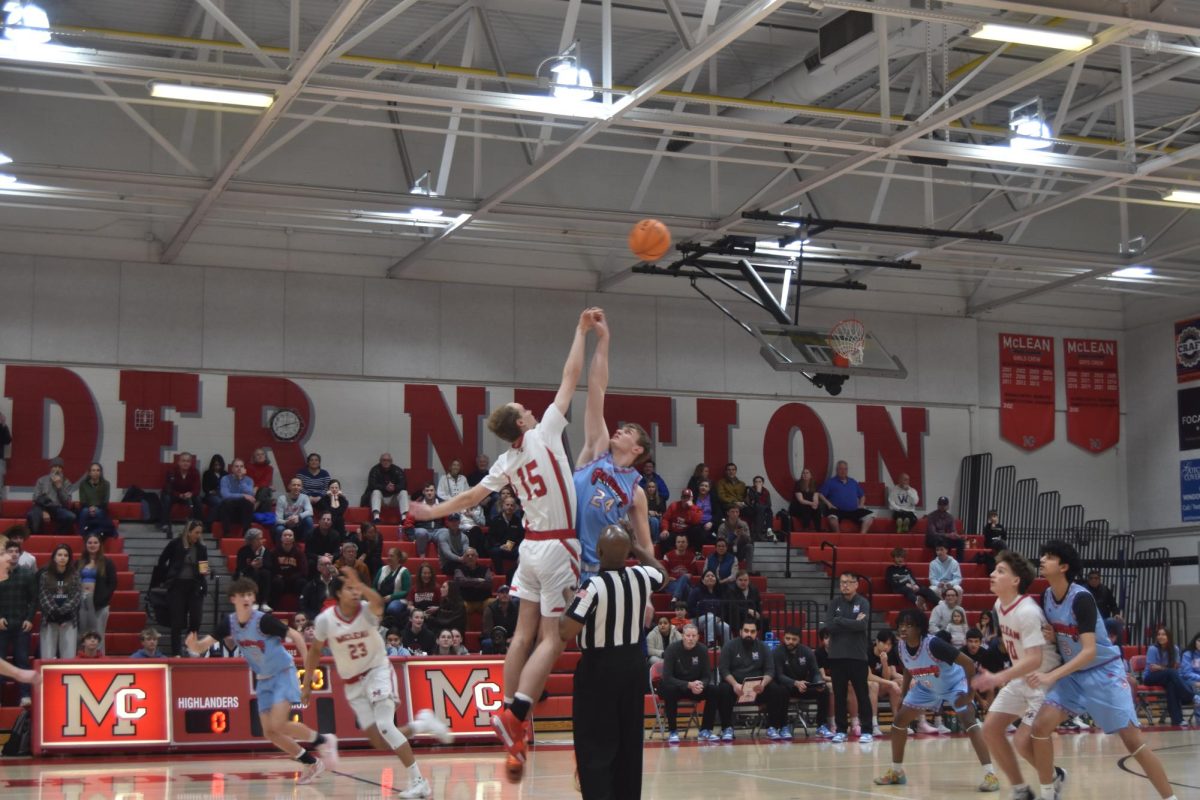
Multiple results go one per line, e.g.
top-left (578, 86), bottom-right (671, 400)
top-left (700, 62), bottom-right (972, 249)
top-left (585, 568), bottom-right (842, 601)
top-left (1, 0), bottom-right (1200, 326)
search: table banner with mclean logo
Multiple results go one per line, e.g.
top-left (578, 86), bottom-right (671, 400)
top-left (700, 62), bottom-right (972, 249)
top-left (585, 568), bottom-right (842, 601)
top-left (1181, 459), bottom-right (1200, 523)
top-left (35, 657), bottom-right (506, 754)
top-left (1063, 338), bottom-right (1119, 453)
top-left (1176, 316), bottom-right (1200, 383)
top-left (999, 333), bottom-right (1056, 451)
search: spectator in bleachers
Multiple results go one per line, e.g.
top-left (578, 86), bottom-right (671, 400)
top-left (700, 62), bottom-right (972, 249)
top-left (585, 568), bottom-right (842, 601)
top-left (0, 537), bottom-right (35, 706)
top-left (772, 626), bottom-right (826, 739)
top-left (888, 473), bottom-right (919, 533)
top-left (982, 509), bottom-right (1008, 551)
top-left (663, 489), bottom-right (703, 553)
top-left (660, 623), bottom-right (718, 744)
top-left (638, 459), bottom-right (669, 502)
top-left (334, 541), bottom-right (370, 582)
top-left (824, 572), bottom-right (873, 743)
top-left (975, 608), bottom-right (999, 648)
top-left (947, 607), bottom-right (969, 647)
top-left (27, 458), bottom-right (76, 535)
top-left (928, 543), bottom-right (963, 598)
top-left (647, 615), bottom-right (681, 666)
top-left (161, 452), bottom-right (202, 536)
top-left (0, 410), bottom-right (10, 501)
top-left (77, 533), bottom-right (115, 654)
top-left (686, 463), bottom-right (710, 497)
top-left (1183, 633), bottom-right (1200, 698)
top-left (354, 521), bottom-right (384, 577)
top-left (787, 468), bottom-right (826, 533)
top-left (962, 627), bottom-right (1005, 709)
top-left (487, 485), bottom-right (519, 523)
top-left (406, 482), bottom-right (446, 557)
top-left (78, 630), bottom-right (102, 659)
top-left (217, 458), bottom-right (256, 536)
top-left (717, 506), bottom-right (754, 574)
top-left (643, 479), bottom-right (665, 544)
top-left (704, 536), bottom-right (737, 587)
top-left (669, 600), bottom-right (690, 631)
top-left (467, 454), bottom-right (500, 517)
top-left (744, 476), bottom-right (774, 542)
top-left (820, 461), bottom-right (874, 535)
top-left (458, 503), bottom-right (488, 553)
top-left (688, 569), bottom-right (729, 645)
top-left (300, 555), bottom-right (337, 618)
top-left (885, 547), bottom-right (940, 611)
top-left (4, 527), bottom-right (37, 572)
top-left (924, 496), bottom-right (964, 560)
top-left (272, 528), bottom-right (307, 600)
top-left (928, 586), bottom-right (963, 633)
top-left (427, 580), bottom-right (467, 635)
top-left (716, 619), bottom-right (781, 742)
top-left (482, 585), bottom-right (517, 642)
top-left (485, 494), bottom-right (523, 584)
top-left (434, 629), bottom-right (457, 656)
top-left (696, 482), bottom-right (717, 543)
top-left (450, 629), bottom-right (470, 655)
top-left (715, 462), bottom-right (748, 521)
top-left (77, 462), bottom-right (116, 539)
top-left (408, 563), bottom-right (439, 613)
top-left (1143, 626), bottom-right (1194, 726)
top-left (297, 453), bottom-right (331, 504)
top-left (201, 454), bottom-right (226, 519)
top-left (246, 448), bottom-right (275, 511)
top-left (306, 512), bottom-right (343, 571)
top-left (364, 452), bottom-right (408, 523)
top-left (867, 630), bottom-right (902, 735)
top-left (235, 528), bottom-right (276, 611)
top-left (452, 548), bottom-right (493, 616)
top-left (274, 478), bottom-right (314, 543)
top-left (437, 459), bottom-right (469, 501)
top-left (435, 514), bottom-right (470, 575)
top-left (663, 535), bottom-right (698, 601)
top-left (314, 478), bottom-right (350, 534)
top-left (157, 520), bottom-right (208, 656)
top-left (375, 547), bottom-right (411, 625)
top-left (38, 544), bottom-right (81, 659)
top-left (726, 570), bottom-right (767, 634)
top-left (291, 612), bottom-right (308, 631)
top-left (130, 627), bottom-right (165, 658)
top-left (1084, 569), bottom-right (1124, 640)
top-left (385, 629), bottom-right (410, 657)
top-left (402, 608), bottom-right (436, 655)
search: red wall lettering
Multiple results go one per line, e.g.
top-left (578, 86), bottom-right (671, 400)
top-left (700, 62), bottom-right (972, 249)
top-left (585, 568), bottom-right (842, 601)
top-left (696, 398), bottom-right (738, 475)
top-left (404, 385), bottom-right (487, 489)
top-left (856, 406), bottom-right (928, 506)
top-left (605, 394), bottom-right (675, 451)
top-left (4, 366), bottom-right (99, 485)
top-left (118, 370), bottom-right (200, 488)
top-left (762, 403), bottom-right (831, 501)
top-left (226, 377), bottom-right (314, 481)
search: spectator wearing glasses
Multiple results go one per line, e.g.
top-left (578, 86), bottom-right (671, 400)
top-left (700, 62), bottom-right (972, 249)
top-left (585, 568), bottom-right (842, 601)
top-left (824, 572), bottom-right (873, 743)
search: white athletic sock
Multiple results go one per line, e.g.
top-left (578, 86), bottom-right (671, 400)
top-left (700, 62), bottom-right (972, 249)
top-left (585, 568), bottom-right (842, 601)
top-left (872, 716), bottom-right (879, 727)
top-left (1012, 784), bottom-right (1029, 798)
top-left (892, 763), bottom-right (903, 772)
top-left (408, 762), bottom-right (422, 782)
top-left (983, 764), bottom-right (996, 779)
top-left (1040, 783), bottom-right (1055, 799)
top-left (514, 692), bottom-right (533, 704)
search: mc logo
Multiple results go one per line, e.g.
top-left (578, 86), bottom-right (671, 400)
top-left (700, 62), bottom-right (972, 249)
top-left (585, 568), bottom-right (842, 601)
top-left (61, 673), bottom-right (146, 736)
top-left (422, 667), bottom-right (501, 729)
top-left (40, 664), bottom-right (170, 750)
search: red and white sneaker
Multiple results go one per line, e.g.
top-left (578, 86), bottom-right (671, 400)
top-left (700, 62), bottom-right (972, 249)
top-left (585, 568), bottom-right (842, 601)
top-left (491, 708), bottom-right (528, 763)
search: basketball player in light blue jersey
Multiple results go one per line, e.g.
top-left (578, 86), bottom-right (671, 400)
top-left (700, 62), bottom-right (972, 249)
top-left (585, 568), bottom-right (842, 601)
top-left (188, 577), bottom-right (337, 785)
top-left (876, 608), bottom-right (998, 792)
top-left (573, 310), bottom-right (664, 580)
top-left (1026, 540), bottom-right (1179, 800)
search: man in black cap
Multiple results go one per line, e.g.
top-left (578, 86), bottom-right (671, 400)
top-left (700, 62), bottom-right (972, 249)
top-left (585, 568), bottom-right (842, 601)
top-left (924, 495), bottom-right (964, 560)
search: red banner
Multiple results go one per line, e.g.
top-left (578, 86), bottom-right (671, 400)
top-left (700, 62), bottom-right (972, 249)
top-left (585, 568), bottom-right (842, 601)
top-left (999, 333), bottom-right (1055, 451)
top-left (1064, 339), bottom-right (1119, 453)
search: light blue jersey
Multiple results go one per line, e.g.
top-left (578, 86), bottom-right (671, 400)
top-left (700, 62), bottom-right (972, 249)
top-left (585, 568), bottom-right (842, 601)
top-left (1042, 583), bottom-right (1121, 670)
top-left (900, 635), bottom-right (966, 695)
top-left (229, 610), bottom-right (295, 679)
top-left (574, 452), bottom-right (640, 569)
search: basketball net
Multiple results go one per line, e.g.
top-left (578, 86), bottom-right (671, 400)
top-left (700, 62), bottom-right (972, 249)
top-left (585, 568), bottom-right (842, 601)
top-left (829, 319), bottom-right (865, 367)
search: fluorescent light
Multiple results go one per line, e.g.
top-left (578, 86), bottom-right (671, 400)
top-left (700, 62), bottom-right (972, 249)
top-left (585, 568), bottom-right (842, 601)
top-left (1164, 189), bottom-right (1200, 206)
top-left (550, 61), bottom-right (595, 102)
top-left (970, 23), bottom-right (1092, 51)
top-left (0, 151), bottom-right (11, 166)
top-left (1111, 266), bottom-right (1153, 279)
top-left (3, 1), bottom-right (51, 45)
top-left (408, 207), bottom-right (444, 220)
top-left (149, 81), bottom-right (274, 108)
top-left (0, 173), bottom-right (16, 186)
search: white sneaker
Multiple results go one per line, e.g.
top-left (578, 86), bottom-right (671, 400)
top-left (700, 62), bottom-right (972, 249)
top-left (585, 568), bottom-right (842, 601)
top-left (317, 733), bottom-right (339, 771)
top-left (417, 708), bottom-right (454, 744)
top-left (397, 776), bottom-right (432, 798)
top-left (872, 724), bottom-right (883, 736)
top-left (296, 757), bottom-right (325, 785)
top-left (935, 722), bottom-right (952, 734)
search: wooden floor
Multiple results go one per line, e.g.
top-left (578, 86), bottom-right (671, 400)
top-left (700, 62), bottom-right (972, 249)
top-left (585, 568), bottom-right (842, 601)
top-left (3, 728), bottom-right (1197, 798)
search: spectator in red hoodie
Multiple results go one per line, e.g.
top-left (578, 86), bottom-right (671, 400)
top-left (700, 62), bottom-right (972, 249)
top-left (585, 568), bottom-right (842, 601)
top-left (160, 452), bottom-right (202, 535)
top-left (245, 448), bottom-right (275, 512)
top-left (663, 489), bottom-right (704, 552)
top-left (662, 535), bottom-right (698, 600)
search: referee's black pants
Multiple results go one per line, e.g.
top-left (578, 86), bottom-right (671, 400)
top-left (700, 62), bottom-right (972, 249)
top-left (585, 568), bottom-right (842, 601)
top-left (829, 657), bottom-right (871, 733)
top-left (573, 645), bottom-right (646, 800)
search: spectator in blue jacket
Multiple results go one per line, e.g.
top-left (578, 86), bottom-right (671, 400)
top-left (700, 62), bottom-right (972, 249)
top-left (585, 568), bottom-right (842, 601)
top-left (217, 458), bottom-right (256, 533)
top-left (1183, 632), bottom-right (1200, 697)
top-left (704, 537), bottom-right (738, 587)
top-left (637, 459), bottom-right (669, 503)
top-left (819, 461), bottom-right (873, 534)
top-left (1143, 627), bottom-right (1195, 726)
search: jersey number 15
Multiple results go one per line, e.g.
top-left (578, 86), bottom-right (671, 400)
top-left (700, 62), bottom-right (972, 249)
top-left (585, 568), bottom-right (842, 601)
top-left (516, 461), bottom-right (547, 500)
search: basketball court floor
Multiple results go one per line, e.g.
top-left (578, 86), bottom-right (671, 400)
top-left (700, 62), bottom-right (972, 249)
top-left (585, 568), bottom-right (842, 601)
top-left (2, 728), bottom-right (1196, 799)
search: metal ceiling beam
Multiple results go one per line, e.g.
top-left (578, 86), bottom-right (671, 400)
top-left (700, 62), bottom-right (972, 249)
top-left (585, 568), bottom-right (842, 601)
top-left (385, 0), bottom-right (790, 277)
top-left (86, 74), bottom-right (200, 175)
top-left (475, 4), bottom-right (536, 165)
top-left (936, 0), bottom-right (1200, 38)
top-left (532, 0), bottom-right (583, 161)
top-left (319, 0), bottom-right (422, 68)
top-left (434, 13), bottom-right (480, 198)
top-left (160, 0), bottom-right (372, 263)
top-left (1063, 56), bottom-right (1200, 129)
top-left (193, 0), bottom-right (280, 70)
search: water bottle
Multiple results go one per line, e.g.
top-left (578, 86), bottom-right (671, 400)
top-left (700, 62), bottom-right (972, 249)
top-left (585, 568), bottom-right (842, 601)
top-left (764, 630), bottom-right (778, 650)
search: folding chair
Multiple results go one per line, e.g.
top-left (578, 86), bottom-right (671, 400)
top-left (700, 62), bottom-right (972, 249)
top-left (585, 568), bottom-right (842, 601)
top-left (648, 660), bottom-right (701, 739)
top-left (1127, 656), bottom-right (1167, 725)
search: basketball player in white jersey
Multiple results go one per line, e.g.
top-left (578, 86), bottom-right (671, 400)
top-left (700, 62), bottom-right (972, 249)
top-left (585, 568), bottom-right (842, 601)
top-left (407, 308), bottom-right (598, 780)
top-left (302, 567), bottom-right (452, 798)
top-left (971, 551), bottom-right (1065, 800)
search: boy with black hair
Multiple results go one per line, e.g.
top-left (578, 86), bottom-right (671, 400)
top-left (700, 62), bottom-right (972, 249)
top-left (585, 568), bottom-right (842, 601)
top-left (886, 548), bottom-right (940, 611)
top-left (1026, 540), bottom-right (1179, 800)
top-left (876, 608), bottom-right (997, 791)
top-left (772, 626), bottom-right (825, 740)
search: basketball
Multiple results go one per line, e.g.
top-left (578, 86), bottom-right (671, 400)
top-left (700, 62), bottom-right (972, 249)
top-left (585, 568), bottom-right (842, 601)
top-left (628, 219), bottom-right (672, 262)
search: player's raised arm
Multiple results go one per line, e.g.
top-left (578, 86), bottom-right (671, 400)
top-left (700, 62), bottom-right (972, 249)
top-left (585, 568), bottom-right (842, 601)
top-left (554, 307), bottom-right (597, 419)
top-left (340, 566), bottom-right (385, 618)
top-left (286, 627), bottom-right (309, 664)
top-left (408, 483), bottom-right (491, 522)
top-left (576, 310), bottom-right (611, 468)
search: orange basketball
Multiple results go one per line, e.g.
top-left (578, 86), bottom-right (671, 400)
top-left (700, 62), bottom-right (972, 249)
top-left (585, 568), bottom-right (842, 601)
top-left (628, 218), bottom-right (672, 262)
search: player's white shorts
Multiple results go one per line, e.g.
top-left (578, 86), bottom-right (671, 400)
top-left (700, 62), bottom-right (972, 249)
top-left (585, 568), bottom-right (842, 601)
top-left (511, 537), bottom-right (581, 617)
top-left (990, 677), bottom-right (1045, 726)
top-left (344, 663), bottom-right (399, 730)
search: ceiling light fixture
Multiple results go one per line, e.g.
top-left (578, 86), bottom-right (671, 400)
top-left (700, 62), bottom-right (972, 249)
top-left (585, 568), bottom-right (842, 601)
top-left (1164, 189), bottom-right (1200, 206)
top-left (1009, 98), bottom-right (1052, 150)
top-left (2, 1), bottom-right (51, 45)
top-left (537, 41), bottom-right (596, 103)
top-left (1110, 266), bottom-right (1153, 279)
top-left (969, 23), bottom-right (1092, 51)
top-left (148, 81), bottom-right (274, 108)
top-left (407, 170), bottom-right (444, 218)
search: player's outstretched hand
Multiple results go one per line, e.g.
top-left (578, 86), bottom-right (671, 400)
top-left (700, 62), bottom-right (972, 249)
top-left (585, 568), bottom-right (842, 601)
top-left (579, 307), bottom-right (599, 331)
top-left (406, 506), bottom-right (430, 523)
top-left (15, 668), bottom-right (38, 686)
top-left (593, 308), bottom-right (608, 338)
top-left (300, 683), bottom-right (312, 705)
top-left (339, 566), bottom-right (363, 585)
top-left (971, 671), bottom-right (997, 692)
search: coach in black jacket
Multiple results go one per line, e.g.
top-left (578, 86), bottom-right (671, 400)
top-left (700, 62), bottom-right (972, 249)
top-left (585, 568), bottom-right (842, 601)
top-left (659, 623), bottom-right (718, 740)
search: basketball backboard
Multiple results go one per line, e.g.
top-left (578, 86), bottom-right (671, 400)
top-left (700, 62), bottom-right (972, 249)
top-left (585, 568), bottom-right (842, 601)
top-left (748, 321), bottom-right (908, 379)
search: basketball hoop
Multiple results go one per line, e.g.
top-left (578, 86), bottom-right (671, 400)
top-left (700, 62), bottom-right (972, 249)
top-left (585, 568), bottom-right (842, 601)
top-left (829, 319), bottom-right (866, 367)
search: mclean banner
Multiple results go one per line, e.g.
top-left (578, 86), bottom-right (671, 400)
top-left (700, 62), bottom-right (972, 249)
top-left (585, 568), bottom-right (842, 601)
top-left (999, 334), bottom-right (1056, 452)
top-left (1175, 316), bottom-right (1200, 383)
top-left (1063, 338), bottom-right (1119, 453)
top-left (0, 364), bottom-right (975, 508)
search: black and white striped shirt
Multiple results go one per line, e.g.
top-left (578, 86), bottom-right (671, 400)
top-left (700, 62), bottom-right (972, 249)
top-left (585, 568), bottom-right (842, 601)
top-left (567, 565), bottom-right (664, 650)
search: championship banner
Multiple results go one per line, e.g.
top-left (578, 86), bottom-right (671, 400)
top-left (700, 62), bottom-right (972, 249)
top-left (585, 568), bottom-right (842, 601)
top-left (1176, 316), bottom-right (1200, 383)
top-left (999, 333), bottom-right (1055, 451)
top-left (1063, 339), bottom-right (1119, 453)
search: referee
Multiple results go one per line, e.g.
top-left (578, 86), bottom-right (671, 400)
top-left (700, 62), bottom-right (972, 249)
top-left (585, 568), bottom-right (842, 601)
top-left (560, 524), bottom-right (663, 800)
